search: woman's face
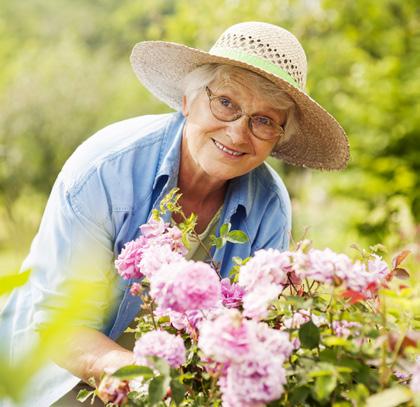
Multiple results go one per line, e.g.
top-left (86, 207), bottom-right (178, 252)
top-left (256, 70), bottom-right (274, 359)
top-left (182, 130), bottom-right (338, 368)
top-left (181, 76), bottom-right (287, 182)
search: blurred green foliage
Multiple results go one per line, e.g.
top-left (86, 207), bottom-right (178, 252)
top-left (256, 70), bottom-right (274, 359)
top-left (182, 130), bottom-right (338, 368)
top-left (0, 0), bottom-right (419, 271)
top-left (0, 272), bottom-right (116, 403)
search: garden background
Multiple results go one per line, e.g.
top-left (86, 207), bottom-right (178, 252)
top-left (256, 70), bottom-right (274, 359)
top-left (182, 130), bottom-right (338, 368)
top-left (0, 0), bottom-right (419, 276)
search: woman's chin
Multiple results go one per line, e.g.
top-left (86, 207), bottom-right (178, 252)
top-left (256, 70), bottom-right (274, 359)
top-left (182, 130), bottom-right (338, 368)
top-left (198, 162), bottom-right (243, 182)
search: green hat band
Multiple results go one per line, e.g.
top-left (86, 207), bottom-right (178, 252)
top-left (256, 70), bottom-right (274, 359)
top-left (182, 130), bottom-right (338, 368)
top-left (210, 47), bottom-right (300, 89)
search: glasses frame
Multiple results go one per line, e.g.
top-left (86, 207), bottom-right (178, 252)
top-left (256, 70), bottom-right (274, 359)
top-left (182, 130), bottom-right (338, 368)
top-left (205, 86), bottom-right (285, 141)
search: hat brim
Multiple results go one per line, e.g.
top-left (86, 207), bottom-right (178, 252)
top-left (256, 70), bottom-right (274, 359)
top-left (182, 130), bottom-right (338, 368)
top-left (130, 41), bottom-right (350, 170)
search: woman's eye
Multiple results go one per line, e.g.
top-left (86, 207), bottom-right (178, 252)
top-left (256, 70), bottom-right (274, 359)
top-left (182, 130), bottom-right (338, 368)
top-left (218, 97), bottom-right (233, 109)
top-left (254, 116), bottom-right (274, 127)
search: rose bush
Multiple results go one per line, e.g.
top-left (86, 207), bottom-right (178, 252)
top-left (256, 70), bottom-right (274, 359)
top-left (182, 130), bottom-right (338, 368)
top-left (79, 190), bottom-right (420, 407)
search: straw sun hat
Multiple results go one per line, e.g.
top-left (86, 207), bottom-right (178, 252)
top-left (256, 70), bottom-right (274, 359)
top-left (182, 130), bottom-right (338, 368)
top-left (130, 21), bottom-right (349, 170)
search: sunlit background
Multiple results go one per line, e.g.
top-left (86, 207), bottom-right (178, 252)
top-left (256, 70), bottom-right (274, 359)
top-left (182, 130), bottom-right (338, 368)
top-left (1, 0), bottom-right (419, 274)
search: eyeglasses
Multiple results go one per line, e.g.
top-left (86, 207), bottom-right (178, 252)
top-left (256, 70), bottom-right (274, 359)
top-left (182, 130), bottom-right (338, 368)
top-left (205, 86), bottom-right (285, 141)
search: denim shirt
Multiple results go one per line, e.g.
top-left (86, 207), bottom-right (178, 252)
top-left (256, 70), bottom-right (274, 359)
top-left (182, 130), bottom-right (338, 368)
top-left (0, 112), bottom-right (291, 406)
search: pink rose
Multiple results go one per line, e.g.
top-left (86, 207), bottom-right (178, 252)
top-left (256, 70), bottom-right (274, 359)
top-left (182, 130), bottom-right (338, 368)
top-left (221, 278), bottom-right (244, 309)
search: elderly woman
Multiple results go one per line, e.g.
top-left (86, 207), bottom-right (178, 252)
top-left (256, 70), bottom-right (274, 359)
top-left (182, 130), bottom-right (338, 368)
top-left (1, 22), bottom-right (348, 406)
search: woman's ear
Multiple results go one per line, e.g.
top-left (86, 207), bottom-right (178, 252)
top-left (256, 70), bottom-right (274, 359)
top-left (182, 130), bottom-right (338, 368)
top-left (182, 95), bottom-right (189, 117)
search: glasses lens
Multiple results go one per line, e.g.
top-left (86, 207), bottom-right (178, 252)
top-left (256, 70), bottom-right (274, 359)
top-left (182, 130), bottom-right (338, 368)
top-left (210, 96), bottom-right (241, 121)
top-left (250, 116), bottom-right (283, 140)
top-left (207, 88), bottom-right (284, 141)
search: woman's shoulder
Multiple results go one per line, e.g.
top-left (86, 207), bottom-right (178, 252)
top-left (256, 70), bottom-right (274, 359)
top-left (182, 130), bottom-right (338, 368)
top-left (60, 112), bottom-right (180, 191)
top-left (251, 162), bottom-right (290, 206)
top-left (247, 162), bottom-right (292, 228)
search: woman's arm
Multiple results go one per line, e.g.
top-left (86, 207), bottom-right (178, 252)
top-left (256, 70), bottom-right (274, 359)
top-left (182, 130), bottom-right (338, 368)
top-left (53, 327), bottom-right (134, 385)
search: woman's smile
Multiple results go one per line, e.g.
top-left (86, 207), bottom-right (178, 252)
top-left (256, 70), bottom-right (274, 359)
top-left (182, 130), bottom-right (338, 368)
top-left (212, 138), bottom-right (246, 158)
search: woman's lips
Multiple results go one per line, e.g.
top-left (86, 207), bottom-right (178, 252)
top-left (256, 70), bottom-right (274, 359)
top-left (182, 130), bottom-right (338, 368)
top-left (212, 139), bottom-right (245, 157)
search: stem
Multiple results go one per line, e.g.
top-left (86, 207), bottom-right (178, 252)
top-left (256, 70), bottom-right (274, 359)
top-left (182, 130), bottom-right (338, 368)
top-left (389, 326), bottom-right (409, 372)
top-left (306, 278), bottom-right (315, 296)
top-left (207, 366), bottom-right (222, 405)
top-left (149, 298), bottom-right (158, 330)
top-left (325, 287), bottom-right (335, 314)
top-left (192, 230), bottom-right (222, 279)
top-left (287, 274), bottom-right (298, 294)
top-left (309, 280), bottom-right (316, 292)
top-left (208, 374), bottom-right (218, 405)
top-left (379, 297), bottom-right (389, 389)
top-left (179, 212), bottom-right (222, 280)
top-left (365, 300), bottom-right (379, 315)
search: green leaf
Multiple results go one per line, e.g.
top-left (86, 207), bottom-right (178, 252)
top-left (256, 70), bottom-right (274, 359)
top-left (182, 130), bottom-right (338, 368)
top-left (157, 315), bottom-right (170, 324)
top-left (112, 365), bottom-right (154, 380)
top-left (323, 336), bottom-right (352, 347)
top-left (347, 383), bottom-right (369, 405)
top-left (413, 392), bottom-right (420, 407)
top-left (228, 265), bottom-right (240, 281)
top-left (232, 256), bottom-right (244, 265)
top-left (149, 356), bottom-right (170, 377)
top-left (283, 295), bottom-right (313, 309)
top-left (181, 233), bottom-right (191, 250)
top-left (226, 230), bottom-right (249, 244)
top-left (289, 386), bottom-right (310, 404)
top-left (266, 399), bottom-right (282, 406)
top-left (148, 376), bottom-right (167, 406)
top-left (319, 348), bottom-right (338, 363)
top-left (178, 372), bottom-right (196, 382)
top-left (219, 222), bottom-right (231, 236)
top-left (76, 388), bottom-right (95, 403)
top-left (299, 320), bottom-right (320, 349)
top-left (366, 329), bottom-right (380, 339)
top-left (336, 358), bottom-right (363, 372)
top-left (356, 365), bottom-right (378, 388)
top-left (215, 237), bottom-right (225, 249)
top-left (0, 270), bottom-right (31, 296)
top-left (366, 386), bottom-right (412, 407)
top-left (314, 374), bottom-right (337, 401)
top-left (308, 370), bottom-right (336, 378)
top-left (170, 378), bottom-right (185, 406)
top-left (369, 243), bottom-right (387, 254)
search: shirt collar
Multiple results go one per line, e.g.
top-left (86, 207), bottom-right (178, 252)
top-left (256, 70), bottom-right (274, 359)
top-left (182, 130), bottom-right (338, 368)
top-left (222, 172), bottom-right (252, 220)
top-left (153, 112), bottom-right (186, 190)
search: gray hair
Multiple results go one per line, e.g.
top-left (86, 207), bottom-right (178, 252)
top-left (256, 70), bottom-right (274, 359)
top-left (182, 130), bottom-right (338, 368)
top-left (180, 63), bottom-right (298, 147)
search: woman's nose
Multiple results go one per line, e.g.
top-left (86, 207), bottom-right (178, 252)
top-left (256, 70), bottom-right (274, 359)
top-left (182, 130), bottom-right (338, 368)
top-left (227, 115), bottom-right (251, 145)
